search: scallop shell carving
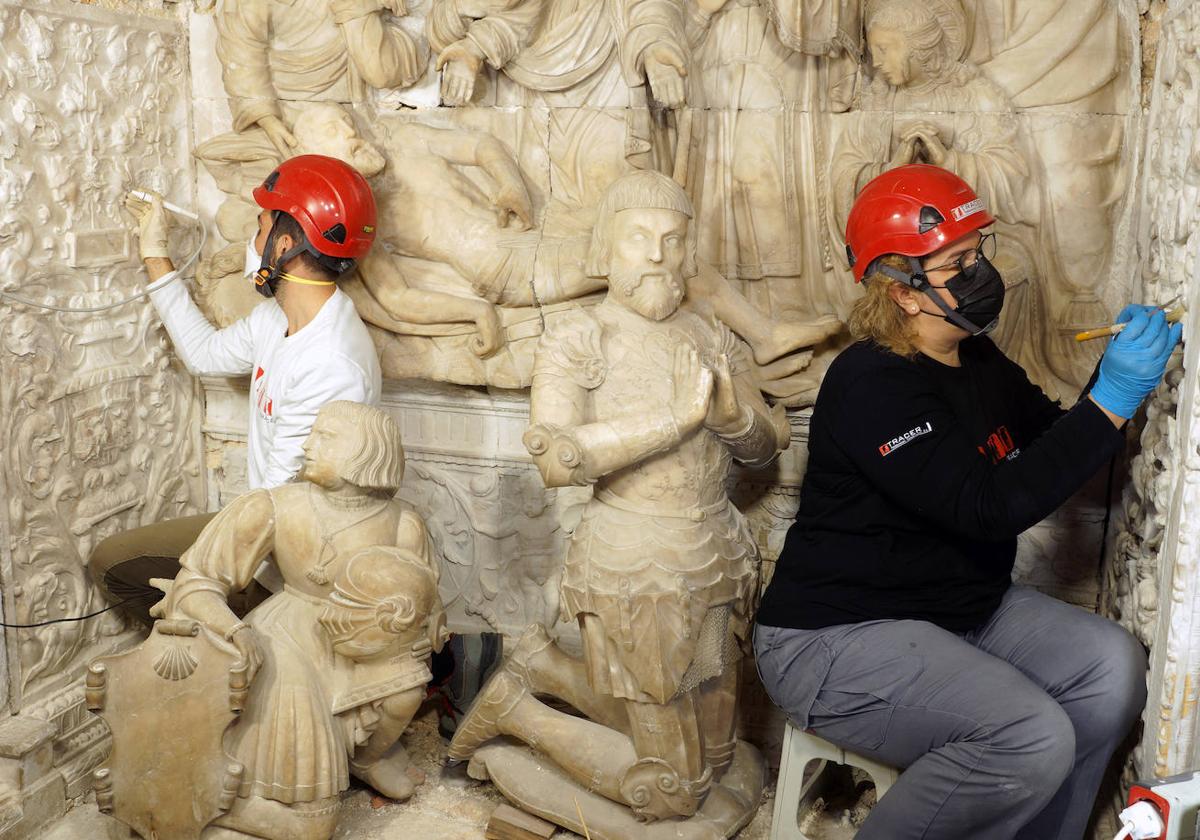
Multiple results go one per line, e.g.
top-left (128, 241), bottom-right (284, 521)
top-left (153, 644), bottom-right (198, 681)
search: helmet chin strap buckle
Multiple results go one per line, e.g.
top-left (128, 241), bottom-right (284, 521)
top-left (873, 256), bottom-right (926, 289)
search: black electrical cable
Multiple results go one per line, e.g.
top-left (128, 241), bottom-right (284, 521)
top-left (0, 593), bottom-right (157, 629)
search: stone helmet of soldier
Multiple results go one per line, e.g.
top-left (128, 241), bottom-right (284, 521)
top-left (318, 545), bottom-right (444, 660)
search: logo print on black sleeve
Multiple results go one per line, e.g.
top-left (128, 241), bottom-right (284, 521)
top-left (879, 421), bottom-right (933, 456)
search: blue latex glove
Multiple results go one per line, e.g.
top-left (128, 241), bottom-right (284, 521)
top-left (1114, 303), bottom-right (1159, 324)
top-left (1090, 308), bottom-right (1183, 418)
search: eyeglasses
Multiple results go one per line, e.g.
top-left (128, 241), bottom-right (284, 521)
top-left (923, 233), bottom-right (997, 280)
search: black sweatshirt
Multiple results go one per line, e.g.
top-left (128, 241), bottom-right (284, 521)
top-left (756, 337), bottom-right (1125, 633)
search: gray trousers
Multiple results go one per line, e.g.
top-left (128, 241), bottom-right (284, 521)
top-left (754, 586), bottom-right (1146, 840)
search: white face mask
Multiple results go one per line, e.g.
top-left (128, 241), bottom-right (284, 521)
top-left (244, 234), bottom-right (263, 279)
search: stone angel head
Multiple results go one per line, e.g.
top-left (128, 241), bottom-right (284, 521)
top-left (864, 0), bottom-right (968, 88)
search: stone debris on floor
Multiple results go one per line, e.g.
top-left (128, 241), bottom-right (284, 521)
top-left (40, 704), bottom-right (784, 840)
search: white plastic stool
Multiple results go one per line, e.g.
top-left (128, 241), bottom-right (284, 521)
top-left (770, 721), bottom-right (900, 840)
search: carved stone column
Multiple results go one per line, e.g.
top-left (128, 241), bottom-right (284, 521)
top-left (1104, 0), bottom-right (1200, 781)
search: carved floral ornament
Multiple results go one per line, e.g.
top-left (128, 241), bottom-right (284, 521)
top-left (0, 0), bottom-right (201, 709)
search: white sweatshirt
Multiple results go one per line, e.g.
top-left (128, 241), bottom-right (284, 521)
top-left (149, 274), bottom-right (382, 489)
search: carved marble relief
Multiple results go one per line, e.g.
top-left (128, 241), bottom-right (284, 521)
top-left (185, 0), bottom-right (1142, 655)
top-left (0, 0), bottom-right (203, 712)
top-left (190, 0), bottom-right (1138, 408)
top-left (1104, 0), bottom-right (1200, 779)
top-left (0, 1), bottom-right (202, 834)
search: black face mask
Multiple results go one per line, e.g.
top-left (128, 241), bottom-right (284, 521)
top-left (917, 253), bottom-right (1006, 335)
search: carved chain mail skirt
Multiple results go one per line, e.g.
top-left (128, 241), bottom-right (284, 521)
top-left (561, 494), bottom-right (758, 705)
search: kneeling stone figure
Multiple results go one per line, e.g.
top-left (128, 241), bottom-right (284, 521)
top-left (447, 171), bottom-right (787, 840)
top-left (89, 401), bottom-right (445, 840)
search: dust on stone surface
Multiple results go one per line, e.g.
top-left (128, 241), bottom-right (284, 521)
top-left (332, 703), bottom-right (783, 839)
top-left (46, 701), bottom-right (790, 839)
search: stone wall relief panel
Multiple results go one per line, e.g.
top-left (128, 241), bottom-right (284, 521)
top-left (1102, 0), bottom-right (1200, 779)
top-left (0, 1), bottom-right (203, 834)
top-left (188, 0), bottom-right (845, 410)
top-left (185, 0), bottom-right (1145, 680)
top-left (0, 0), bottom-right (203, 708)
top-left (187, 0), bottom-right (1139, 397)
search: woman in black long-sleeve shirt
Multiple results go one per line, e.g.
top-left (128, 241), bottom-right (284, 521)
top-left (755, 165), bottom-right (1181, 840)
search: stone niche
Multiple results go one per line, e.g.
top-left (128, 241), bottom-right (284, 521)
top-left (0, 0), bottom-right (204, 836)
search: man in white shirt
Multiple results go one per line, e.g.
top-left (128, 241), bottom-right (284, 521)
top-left (90, 154), bottom-right (383, 621)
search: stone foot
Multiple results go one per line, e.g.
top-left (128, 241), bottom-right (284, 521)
top-left (350, 742), bottom-right (419, 802)
top-left (210, 794), bottom-right (338, 840)
top-left (446, 671), bottom-right (527, 762)
top-left (754, 314), bottom-right (843, 364)
top-left (471, 740), bottom-right (766, 840)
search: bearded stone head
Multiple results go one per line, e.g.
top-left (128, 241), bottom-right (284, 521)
top-left (585, 170), bottom-right (697, 321)
top-left (293, 103), bottom-right (387, 179)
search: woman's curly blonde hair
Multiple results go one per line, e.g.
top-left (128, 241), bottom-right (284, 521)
top-left (848, 255), bottom-right (920, 359)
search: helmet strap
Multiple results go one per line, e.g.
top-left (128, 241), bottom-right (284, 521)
top-left (278, 272), bottom-right (335, 287)
top-left (253, 216), bottom-right (286, 298)
top-left (876, 256), bottom-right (988, 337)
top-left (254, 213), bottom-right (339, 296)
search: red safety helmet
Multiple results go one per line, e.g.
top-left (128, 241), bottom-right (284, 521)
top-left (253, 154), bottom-right (377, 261)
top-left (844, 164), bottom-right (995, 282)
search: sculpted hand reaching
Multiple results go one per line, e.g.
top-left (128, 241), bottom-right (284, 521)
top-left (470, 302), bottom-right (504, 358)
top-left (492, 183), bottom-right (534, 230)
top-left (438, 39), bottom-right (484, 106)
top-left (228, 624), bottom-right (266, 684)
top-left (645, 42), bottom-right (688, 108)
top-left (258, 115), bottom-right (298, 158)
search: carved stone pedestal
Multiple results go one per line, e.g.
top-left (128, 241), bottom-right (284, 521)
top-left (0, 716), bottom-right (64, 840)
top-left (468, 740), bottom-right (766, 840)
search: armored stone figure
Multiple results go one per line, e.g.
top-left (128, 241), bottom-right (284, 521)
top-left (446, 170), bottom-right (784, 839)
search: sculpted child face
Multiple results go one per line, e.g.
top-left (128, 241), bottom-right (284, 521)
top-left (607, 207), bottom-right (689, 321)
